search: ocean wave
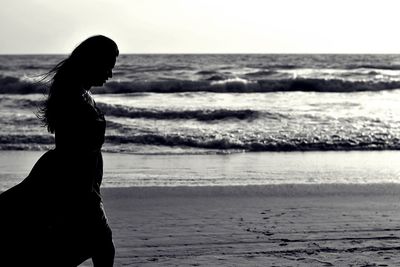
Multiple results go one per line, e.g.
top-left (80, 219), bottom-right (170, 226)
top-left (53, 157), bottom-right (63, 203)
top-left (0, 134), bottom-right (54, 145)
top-left (129, 64), bottom-right (194, 73)
top-left (0, 76), bottom-right (43, 94)
top-left (345, 64), bottom-right (400, 70)
top-left (97, 80), bottom-right (209, 94)
top-left (99, 78), bottom-right (400, 94)
top-left (2, 74), bottom-right (400, 94)
top-left (246, 64), bottom-right (298, 69)
top-left (244, 70), bottom-right (278, 77)
top-left (1, 132), bottom-right (399, 152)
top-left (20, 64), bottom-right (47, 70)
top-left (0, 116), bottom-right (41, 127)
top-left (97, 103), bottom-right (259, 121)
top-left (0, 97), bottom-right (43, 110)
top-left (104, 134), bottom-right (400, 152)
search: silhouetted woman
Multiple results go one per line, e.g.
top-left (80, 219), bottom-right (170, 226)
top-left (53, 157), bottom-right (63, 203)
top-left (0, 35), bottom-right (118, 266)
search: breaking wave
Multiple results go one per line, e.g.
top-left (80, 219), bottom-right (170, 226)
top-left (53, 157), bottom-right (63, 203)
top-left (2, 131), bottom-right (398, 152)
top-left (0, 76), bottom-right (43, 94)
top-left (98, 78), bottom-right (400, 93)
top-left (97, 103), bottom-right (260, 121)
top-left (2, 75), bottom-right (400, 94)
top-left (104, 134), bottom-right (400, 152)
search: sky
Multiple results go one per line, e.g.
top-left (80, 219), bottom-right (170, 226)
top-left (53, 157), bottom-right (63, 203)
top-left (1, 0), bottom-right (400, 54)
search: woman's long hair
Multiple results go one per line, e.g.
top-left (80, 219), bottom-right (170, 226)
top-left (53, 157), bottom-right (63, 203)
top-left (38, 35), bottom-right (119, 133)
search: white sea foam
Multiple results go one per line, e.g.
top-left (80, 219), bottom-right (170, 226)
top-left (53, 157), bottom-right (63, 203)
top-left (2, 90), bottom-right (400, 153)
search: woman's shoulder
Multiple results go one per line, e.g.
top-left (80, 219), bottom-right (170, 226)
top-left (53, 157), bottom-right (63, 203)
top-left (55, 93), bottom-right (102, 122)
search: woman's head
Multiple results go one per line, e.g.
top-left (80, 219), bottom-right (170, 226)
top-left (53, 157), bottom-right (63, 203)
top-left (54, 35), bottom-right (119, 90)
top-left (39, 35), bottom-right (119, 133)
top-left (68, 35), bottom-right (119, 89)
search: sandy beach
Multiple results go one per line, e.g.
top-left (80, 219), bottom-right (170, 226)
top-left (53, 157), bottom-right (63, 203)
top-left (82, 185), bottom-right (400, 266)
top-left (2, 151), bottom-right (400, 266)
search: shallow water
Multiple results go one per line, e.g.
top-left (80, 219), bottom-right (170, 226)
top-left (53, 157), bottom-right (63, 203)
top-left (1, 151), bottom-right (400, 190)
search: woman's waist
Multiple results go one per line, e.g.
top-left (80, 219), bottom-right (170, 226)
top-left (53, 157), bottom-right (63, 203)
top-left (54, 146), bottom-right (102, 154)
top-left (54, 133), bottom-right (105, 151)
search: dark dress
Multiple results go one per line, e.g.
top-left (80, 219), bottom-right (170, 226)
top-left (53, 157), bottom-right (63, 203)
top-left (0, 94), bottom-right (113, 266)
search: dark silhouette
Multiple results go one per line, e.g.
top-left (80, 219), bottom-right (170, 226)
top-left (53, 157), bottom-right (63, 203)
top-left (0, 35), bottom-right (118, 266)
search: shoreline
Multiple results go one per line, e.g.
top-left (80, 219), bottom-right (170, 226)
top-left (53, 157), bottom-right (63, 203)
top-left (1, 150), bottom-right (400, 190)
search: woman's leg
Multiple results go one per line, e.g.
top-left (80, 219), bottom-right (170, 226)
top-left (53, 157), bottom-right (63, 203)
top-left (91, 201), bottom-right (115, 267)
top-left (92, 233), bottom-right (115, 267)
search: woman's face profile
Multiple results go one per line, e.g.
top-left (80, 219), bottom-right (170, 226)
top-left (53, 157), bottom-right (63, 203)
top-left (86, 55), bottom-right (117, 88)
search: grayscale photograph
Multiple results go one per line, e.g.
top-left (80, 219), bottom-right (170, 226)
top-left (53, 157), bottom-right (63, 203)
top-left (1, 0), bottom-right (400, 266)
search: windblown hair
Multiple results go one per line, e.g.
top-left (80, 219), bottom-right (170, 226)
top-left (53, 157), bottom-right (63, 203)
top-left (38, 35), bottom-right (119, 133)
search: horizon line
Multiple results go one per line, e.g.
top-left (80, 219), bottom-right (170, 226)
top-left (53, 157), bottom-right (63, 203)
top-left (2, 52), bottom-right (400, 56)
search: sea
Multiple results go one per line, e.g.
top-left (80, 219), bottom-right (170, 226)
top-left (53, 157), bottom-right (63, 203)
top-left (1, 54), bottom-right (400, 188)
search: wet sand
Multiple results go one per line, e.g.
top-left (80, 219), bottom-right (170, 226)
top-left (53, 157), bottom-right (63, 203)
top-left (80, 185), bottom-right (400, 266)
